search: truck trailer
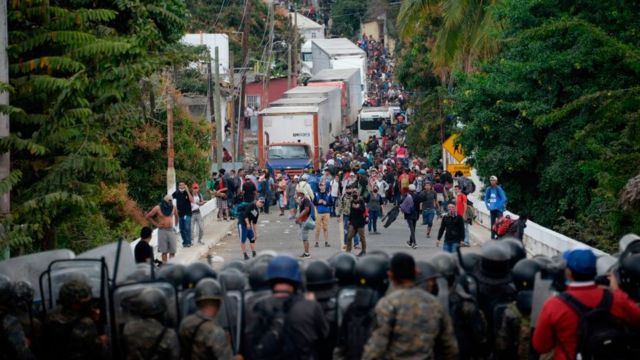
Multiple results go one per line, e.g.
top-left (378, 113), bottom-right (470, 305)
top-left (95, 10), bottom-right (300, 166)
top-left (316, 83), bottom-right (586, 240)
top-left (308, 68), bottom-right (362, 127)
top-left (282, 87), bottom-right (342, 137)
top-left (310, 38), bottom-right (367, 96)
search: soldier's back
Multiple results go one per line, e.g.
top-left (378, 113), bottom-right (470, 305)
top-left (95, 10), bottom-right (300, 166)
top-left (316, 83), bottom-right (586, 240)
top-left (45, 308), bottom-right (101, 360)
top-left (123, 318), bottom-right (179, 360)
top-left (179, 312), bottom-right (233, 360)
top-left (0, 310), bottom-right (34, 360)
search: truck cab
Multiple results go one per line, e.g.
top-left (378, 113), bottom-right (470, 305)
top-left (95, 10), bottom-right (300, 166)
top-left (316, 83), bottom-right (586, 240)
top-left (358, 107), bottom-right (390, 142)
top-left (265, 142), bottom-right (313, 177)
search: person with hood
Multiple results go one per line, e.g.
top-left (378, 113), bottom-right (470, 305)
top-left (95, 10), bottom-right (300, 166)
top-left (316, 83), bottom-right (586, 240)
top-left (145, 194), bottom-right (179, 263)
top-left (296, 174), bottom-right (315, 201)
top-left (484, 175), bottom-right (508, 239)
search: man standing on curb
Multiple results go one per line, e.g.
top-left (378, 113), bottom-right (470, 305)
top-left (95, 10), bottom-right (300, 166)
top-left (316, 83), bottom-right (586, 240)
top-left (454, 184), bottom-right (470, 247)
top-left (484, 175), bottom-right (507, 239)
top-left (145, 194), bottom-right (179, 263)
top-left (173, 181), bottom-right (194, 248)
top-left (238, 197), bottom-right (264, 260)
top-left (191, 183), bottom-right (206, 245)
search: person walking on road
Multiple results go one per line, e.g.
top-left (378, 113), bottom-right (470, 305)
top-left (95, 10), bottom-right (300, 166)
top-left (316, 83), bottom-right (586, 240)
top-left (296, 190), bottom-right (314, 258)
top-left (362, 252), bottom-right (459, 360)
top-left (437, 203), bottom-right (465, 253)
top-left (145, 194), bottom-right (179, 263)
top-left (173, 182), bottom-right (194, 247)
top-left (420, 182), bottom-right (437, 238)
top-left (484, 175), bottom-right (507, 239)
top-left (346, 192), bottom-right (368, 256)
top-left (191, 183), bottom-right (206, 245)
top-left (367, 186), bottom-right (383, 234)
top-left (401, 184), bottom-right (419, 249)
top-left (238, 197), bottom-right (264, 260)
top-left (287, 176), bottom-right (299, 219)
top-left (337, 187), bottom-right (360, 250)
top-left (455, 184), bottom-right (470, 247)
top-left (314, 182), bottom-right (332, 248)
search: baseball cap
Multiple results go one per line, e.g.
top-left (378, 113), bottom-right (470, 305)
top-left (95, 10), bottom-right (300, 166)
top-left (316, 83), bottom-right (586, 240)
top-left (257, 197), bottom-right (266, 203)
top-left (490, 175), bottom-right (498, 181)
top-left (192, 183), bottom-right (199, 190)
top-left (563, 248), bottom-right (597, 276)
top-left (164, 194), bottom-right (173, 202)
top-left (408, 184), bottom-right (416, 191)
top-left (245, 175), bottom-right (251, 179)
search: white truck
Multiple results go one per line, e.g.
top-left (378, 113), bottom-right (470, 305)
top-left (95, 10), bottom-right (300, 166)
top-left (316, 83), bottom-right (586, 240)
top-left (258, 106), bottom-right (331, 173)
top-left (358, 107), bottom-right (390, 142)
top-left (308, 68), bottom-right (362, 127)
top-left (310, 38), bottom-right (367, 96)
top-left (282, 86), bottom-right (342, 137)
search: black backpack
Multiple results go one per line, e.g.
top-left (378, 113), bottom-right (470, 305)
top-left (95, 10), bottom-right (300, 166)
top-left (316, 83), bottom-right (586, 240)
top-left (246, 295), bottom-right (300, 360)
top-left (338, 288), bottom-right (378, 360)
top-left (558, 290), bottom-right (631, 360)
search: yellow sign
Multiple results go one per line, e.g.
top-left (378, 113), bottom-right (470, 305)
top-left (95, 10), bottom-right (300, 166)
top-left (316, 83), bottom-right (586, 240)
top-left (443, 134), bottom-right (465, 162)
top-left (447, 163), bottom-right (472, 177)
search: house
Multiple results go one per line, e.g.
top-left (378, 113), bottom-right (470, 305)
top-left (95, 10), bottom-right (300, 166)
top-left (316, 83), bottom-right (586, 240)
top-left (295, 13), bottom-right (325, 42)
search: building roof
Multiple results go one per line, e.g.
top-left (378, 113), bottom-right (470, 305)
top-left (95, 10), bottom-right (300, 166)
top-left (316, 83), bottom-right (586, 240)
top-left (311, 38), bottom-right (365, 56)
top-left (260, 106), bottom-right (320, 115)
top-left (295, 13), bottom-right (324, 30)
top-left (285, 86), bottom-right (340, 95)
top-left (309, 68), bottom-right (360, 82)
top-left (271, 97), bottom-right (327, 106)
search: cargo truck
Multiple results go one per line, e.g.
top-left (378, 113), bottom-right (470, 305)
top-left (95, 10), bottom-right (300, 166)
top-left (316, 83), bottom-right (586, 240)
top-left (307, 68), bottom-right (362, 127)
top-left (310, 38), bottom-right (367, 95)
top-left (358, 107), bottom-right (390, 142)
top-left (281, 87), bottom-right (342, 137)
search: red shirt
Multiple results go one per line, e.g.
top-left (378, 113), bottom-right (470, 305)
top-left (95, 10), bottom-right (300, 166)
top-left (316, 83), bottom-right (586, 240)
top-left (532, 284), bottom-right (640, 359)
top-left (456, 192), bottom-right (467, 217)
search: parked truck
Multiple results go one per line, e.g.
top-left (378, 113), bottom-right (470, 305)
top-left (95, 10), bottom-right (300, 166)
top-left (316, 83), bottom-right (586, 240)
top-left (282, 87), bottom-right (342, 137)
top-left (357, 107), bottom-right (390, 142)
top-left (258, 106), bottom-right (331, 174)
top-left (307, 68), bottom-right (362, 127)
top-left (310, 38), bottom-right (367, 95)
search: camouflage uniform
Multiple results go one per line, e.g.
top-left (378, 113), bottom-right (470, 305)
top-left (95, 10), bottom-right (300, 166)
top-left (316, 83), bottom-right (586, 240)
top-left (495, 302), bottom-right (530, 360)
top-left (179, 311), bottom-right (234, 360)
top-left (336, 193), bottom-right (352, 217)
top-left (0, 309), bottom-right (35, 360)
top-left (362, 286), bottom-right (458, 360)
top-left (122, 317), bottom-right (180, 360)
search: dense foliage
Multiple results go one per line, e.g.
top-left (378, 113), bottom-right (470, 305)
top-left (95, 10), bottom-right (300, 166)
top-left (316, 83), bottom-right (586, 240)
top-left (329, 0), bottom-right (368, 39)
top-left (5, 0), bottom-right (209, 253)
top-left (397, 0), bottom-right (640, 251)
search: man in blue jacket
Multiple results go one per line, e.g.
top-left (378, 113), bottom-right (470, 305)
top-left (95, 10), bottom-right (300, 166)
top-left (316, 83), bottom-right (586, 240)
top-left (314, 182), bottom-right (333, 248)
top-left (484, 175), bottom-right (508, 239)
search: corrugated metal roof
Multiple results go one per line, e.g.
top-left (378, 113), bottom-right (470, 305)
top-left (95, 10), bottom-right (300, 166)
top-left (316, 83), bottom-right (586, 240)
top-left (260, 106), bottom-right (319, 115)
top-left (309, 68), bottom-right (360, 82)
top-left (311, 38), bottom-right (365, 56)
top-left (294, 13), bottom-right (324, 30)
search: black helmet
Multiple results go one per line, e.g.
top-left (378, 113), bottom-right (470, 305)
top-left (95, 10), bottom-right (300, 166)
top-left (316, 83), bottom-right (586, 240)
top-left (183, 262), bottom-right (217, 289)
top-left (431, 253), bottom-right (459, 285)
top-left (0, 274), bottom-right (12, 305)
top-left (223, 260), bottom-right (247, 274)
top-left (59, 277), bottom-right (92, 308)
top-left (134, 288), bottom-right (166, 317)
top-left (330, 252), bottom-right (357, 286)
top-left (248, 262), bottom-right (270, 291)
top-left (157, 264), bottom-right (187, 289)
top-left (499, 238), bottom-right (527, 268)
top-left (460, 253), bottom-right (481, 273)
top-left (476, 241), bottom-right (512, 284)
top-left (416, 261), bottom-right (440, 286)
top-left (355, 255), bottom-right (389, 292)
top-left (219, 268), bottom-right (247, 292)
top-left (305, 260), bottom-right (337, 289)
top-left (512, 259), bottom-right (542, 291)
top-left (194, 278), bottom-right (224, 303)
top-left (11, 280), bottom-right (35, 305)
top-left (619, 253), bottom-right (640, 301)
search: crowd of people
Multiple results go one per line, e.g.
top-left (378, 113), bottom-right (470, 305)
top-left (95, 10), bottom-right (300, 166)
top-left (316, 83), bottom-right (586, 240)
top-left (358, 34), bottom-right (407, 109)
top-left (4, 233), bottom-right (640, 359)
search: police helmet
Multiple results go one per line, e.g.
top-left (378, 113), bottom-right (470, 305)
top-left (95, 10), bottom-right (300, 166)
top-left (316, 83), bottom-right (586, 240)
top-left (619, 233), bottom-right (640, 254)
top-left (59, 278), bottom-right (92, 308)
top-left (157, 263), bottom-right (187, 289)
top-left (498, 238), bottom-right (527, 268)
top-left (355, 255), bottom-right (389, 292)
top-left (248, 262), bottom-right (270, 291)
top-left (134, 287), bottom-right (166, 317)
top-left (183, 262), bottom-right (216, 289)
top-left (476, 241), bottom-right (512, 284)
top-left (431, 253), bottom-right (459, 285)
top-left (460, 253), bottom-right (481, 273)
top-left (305, 260), bottom-right (337, 289)
top-left (415, 261), bottom-right (440, 286)
top-left (618, 253), bottom-right (640, 300)
top-left (267, 255), bottom-right (302, 285)
top-left (11, 280), bottom-right (35, 305)
top-left (0, 274), bottom-right (12, 305)
top-left (330, 252), bottom-right (358, 286)
top-left (194, 278), bottom-right (224, 303)
top-left (223, 260), bottom-right (247, 274)
top-left (219, 268), bottom-right (247, 292)
top-left (511, 259), bottom-right (542, 291)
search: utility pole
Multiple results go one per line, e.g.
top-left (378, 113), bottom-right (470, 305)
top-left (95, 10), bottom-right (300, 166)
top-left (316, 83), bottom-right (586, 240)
top-left (0, 0), bottom-right (9, 259)
top-left (214, 47), bottom-right (223, 171)
top-left (238, 0), bottom-right (251, 158)
top-left (229, 51), bottom-right (236, 162)
top-left (287, 13), bottom-right (293, 89)
top-left (207, 56), bottom-right (215, 172)
top-left (293, 6), bottom-right (298, 84)
top-left (165, 72), bottom-right (176, 196)
top-left (261, 2), bottom-right (276, 110)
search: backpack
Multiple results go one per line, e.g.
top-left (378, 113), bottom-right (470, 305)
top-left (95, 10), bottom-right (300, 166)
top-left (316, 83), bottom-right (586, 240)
top-left (400, 175), bottom-right (410, 190)
top-left (492, 216), bottom-right (514, 237)
top-left (449, 290), bottom-right (490, 358)
top-left (339, 288), bottom-right (378, 360)
top-left (461, 177), bottom-right (476, 195)
top-left (231, 202), bottom-right (249, 219)
top-left (247, 296), bottom-right (300, 360)
top-left (558, 291), bottom-right (632, 360)
top-left (400, 194), bottom-right (414, 215)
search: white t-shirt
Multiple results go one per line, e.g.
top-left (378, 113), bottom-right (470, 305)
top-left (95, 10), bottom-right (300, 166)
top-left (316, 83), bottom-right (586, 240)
top-left (191, 193), bottom-right (202, 211)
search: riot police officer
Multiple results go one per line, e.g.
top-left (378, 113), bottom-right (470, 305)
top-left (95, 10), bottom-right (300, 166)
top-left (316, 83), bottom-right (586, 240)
top-left (179, 279), bottom-right (233, 360)
top-left (305, 259), bottom-right (339, 360)
top-left (0, 275), bottom-right (34, 360)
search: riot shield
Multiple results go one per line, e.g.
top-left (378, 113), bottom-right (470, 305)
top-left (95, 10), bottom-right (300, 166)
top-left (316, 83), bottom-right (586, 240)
top-left (336, 286), bottom-right (357, 327)
top-left (530, 272), bottom-right (556, 328)
top-left (217, 290), bottom-right (244, 354)
top-left (0, 249), bottom-right (74, 302)
top-left (79, 239), bottom-right (136, 285)
top-left (39, 259), bottom-right (109, 311)
top-left (436, 277), bottom-right (450, 314)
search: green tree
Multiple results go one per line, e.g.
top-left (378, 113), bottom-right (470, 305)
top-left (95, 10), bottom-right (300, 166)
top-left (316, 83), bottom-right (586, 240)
top-left (330, 0), bottom-right (367, 39)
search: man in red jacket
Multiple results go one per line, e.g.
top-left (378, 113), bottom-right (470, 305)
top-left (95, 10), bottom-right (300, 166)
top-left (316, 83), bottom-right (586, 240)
top-left (532, 248), bottom-right (640, 359)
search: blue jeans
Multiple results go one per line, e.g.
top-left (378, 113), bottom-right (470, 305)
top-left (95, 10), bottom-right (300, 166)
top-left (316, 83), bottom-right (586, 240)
top-left (422, 209), bottom-right (436, 226)
top-left (179, 215), bottom-right (192, 246)
top-left (343, 215), bottom-right (360, 246)
top-left (330, 196), bottom-right (338, 217)
top-left (443, 242), bottom-right (459, 254)
top-left (368, 209), bottom-right (379, 232)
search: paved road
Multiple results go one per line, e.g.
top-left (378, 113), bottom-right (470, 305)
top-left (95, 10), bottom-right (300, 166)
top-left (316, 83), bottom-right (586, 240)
top-left (206, 205), bottom-right (490, 265)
